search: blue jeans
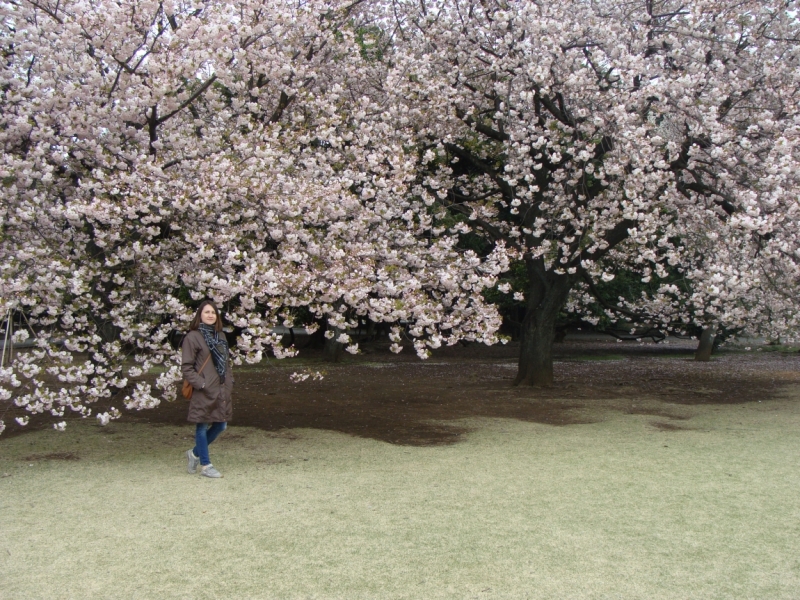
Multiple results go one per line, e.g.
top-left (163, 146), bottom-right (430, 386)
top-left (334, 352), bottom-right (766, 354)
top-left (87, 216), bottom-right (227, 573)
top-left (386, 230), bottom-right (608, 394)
top-left (193, 422), bottom-right (227, 466)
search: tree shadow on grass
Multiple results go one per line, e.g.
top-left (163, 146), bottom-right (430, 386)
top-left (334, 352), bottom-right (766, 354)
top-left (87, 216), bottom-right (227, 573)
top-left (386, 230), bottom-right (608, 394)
top-left (126, 344), bottom-right (800, 446)
top-left (5, 341), bottom-right (800, 446)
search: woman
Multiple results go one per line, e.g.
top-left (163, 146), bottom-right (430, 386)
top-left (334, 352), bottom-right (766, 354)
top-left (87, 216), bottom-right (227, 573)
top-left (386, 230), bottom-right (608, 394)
top-left (182, 300), bottom-right (233, 478)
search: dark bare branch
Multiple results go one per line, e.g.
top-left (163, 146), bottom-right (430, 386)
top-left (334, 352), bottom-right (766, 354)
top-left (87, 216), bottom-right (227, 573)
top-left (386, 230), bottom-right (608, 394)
top-left (155, 75), bottom-right (218, 126)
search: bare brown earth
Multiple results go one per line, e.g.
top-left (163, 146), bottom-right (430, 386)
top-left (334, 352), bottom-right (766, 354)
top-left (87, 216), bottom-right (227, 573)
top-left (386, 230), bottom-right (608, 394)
top-left (4, 338), bottom-right (800, 445)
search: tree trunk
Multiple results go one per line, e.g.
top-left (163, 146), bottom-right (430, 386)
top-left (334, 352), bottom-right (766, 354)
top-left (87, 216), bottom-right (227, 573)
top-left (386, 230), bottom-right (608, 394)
top-left (694, 326), bottom-right (716, 362)
top-left (514, 263), bottom-right (574, 387)
top-left (323, 323), bottom-right (344, 362)
top-left (98, 320), bottom-right (121, 344)
top-left (323, 337), bottom-right (343, 361)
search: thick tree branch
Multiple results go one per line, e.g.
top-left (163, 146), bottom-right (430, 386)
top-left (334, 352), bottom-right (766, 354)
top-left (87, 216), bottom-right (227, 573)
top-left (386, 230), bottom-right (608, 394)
top-left (533, 89), bottom-right (576, 127)
top-left (455, 108), bottom-right (509, 141)
top-left (155, 75), bottom-right (218, 126)
top-left (578, 218), bottom-right (636, 263)
top-left (446, 202), bottom-right (515, 248)
top-left (269, 90), bottom-right (295, 123)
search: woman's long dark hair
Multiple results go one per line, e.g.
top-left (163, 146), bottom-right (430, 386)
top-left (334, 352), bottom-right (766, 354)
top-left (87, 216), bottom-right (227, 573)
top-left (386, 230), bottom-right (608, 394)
top-left (188, 300), bottom-right (223, 333)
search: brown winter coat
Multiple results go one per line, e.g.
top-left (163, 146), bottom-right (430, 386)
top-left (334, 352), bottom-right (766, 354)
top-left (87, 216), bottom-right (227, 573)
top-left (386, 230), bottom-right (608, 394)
top-left (181, 330), bottom-right (234, 423)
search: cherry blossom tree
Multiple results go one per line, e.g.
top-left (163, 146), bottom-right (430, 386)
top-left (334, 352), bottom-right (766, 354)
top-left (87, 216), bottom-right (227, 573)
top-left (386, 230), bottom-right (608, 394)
top-left (566, 217), bottom-right (800, 360)
top-left (376, 0), bottom-right (800, 384)
top-left (2, 0), bottom-right (799, 439)
top-left (0, 0), bottom-right (510, 435)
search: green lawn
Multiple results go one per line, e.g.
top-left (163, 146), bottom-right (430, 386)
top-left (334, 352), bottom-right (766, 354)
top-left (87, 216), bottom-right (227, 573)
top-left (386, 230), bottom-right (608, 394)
top-left (2, 392), bottom-right (800, 599)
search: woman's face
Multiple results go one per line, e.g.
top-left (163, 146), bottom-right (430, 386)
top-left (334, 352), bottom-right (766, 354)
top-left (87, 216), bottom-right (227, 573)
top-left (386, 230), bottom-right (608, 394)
top-left (200, 304), bottom-right (217, 326)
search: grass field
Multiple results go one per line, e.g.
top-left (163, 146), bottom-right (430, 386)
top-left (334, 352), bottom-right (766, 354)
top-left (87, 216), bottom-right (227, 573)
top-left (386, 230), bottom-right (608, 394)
top-left (2, 382), bottom-right (800, 600)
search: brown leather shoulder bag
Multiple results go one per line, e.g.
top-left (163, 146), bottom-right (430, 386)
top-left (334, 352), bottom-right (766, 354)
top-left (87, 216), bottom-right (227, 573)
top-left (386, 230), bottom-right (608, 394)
top-left (182, 353), bottom-right (211, 400)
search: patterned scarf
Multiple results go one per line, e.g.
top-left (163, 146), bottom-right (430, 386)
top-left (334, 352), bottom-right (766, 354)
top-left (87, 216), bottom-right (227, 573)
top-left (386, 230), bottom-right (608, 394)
top-left (198, 323), bottom-right (228, 383)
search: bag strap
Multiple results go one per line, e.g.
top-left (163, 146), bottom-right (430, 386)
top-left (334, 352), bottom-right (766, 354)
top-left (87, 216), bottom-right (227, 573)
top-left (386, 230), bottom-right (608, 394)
top-left (197, 353), bottom-right (211, 375)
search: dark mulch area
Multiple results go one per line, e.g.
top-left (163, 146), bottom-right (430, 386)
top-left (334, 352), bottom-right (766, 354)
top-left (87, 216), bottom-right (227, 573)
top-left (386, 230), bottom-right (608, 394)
top-left (116, 339), bottom-right (800, 445)
top-left (4, 338), bottom-right (800, 446)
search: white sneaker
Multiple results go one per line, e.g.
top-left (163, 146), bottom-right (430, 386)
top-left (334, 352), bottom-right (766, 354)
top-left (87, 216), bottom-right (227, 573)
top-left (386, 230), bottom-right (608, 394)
top-left (186, 450), bottom-right (200, 474)
top-left (200, 464), bottom-right (222, 478)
